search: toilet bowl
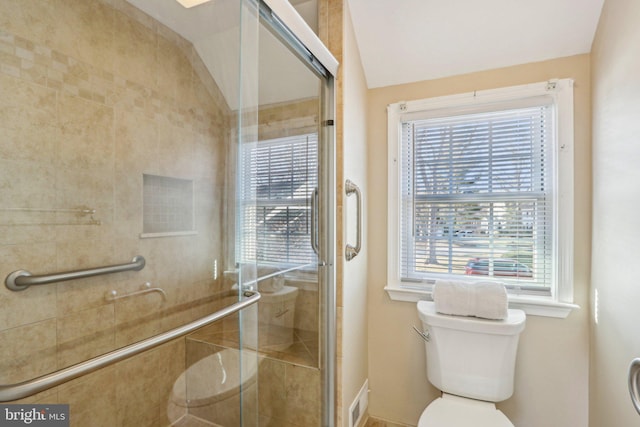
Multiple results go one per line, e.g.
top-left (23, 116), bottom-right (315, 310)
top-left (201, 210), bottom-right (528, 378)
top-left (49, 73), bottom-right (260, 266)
top-left (167, 348), bottom-right (259, 424)
top-left (416, 300), bottom-right (526, 426)
top-left (417, 394), bottom-right (513, 427)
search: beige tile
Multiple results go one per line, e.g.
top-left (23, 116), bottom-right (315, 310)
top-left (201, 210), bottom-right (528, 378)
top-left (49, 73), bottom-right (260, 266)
top-left (55, 238), bottom-right (116, 272)
top-left (19, 58), bottom-right (48, 86)
top-left (191, 131), bottom-right (221, 180)
top-left (56, 277), bottom-right (106, 317)
top-left (57, 93), bottom-right (114, 170)
top-left (56, 304), bottom-right (115, 368)
top-left (116, 339), bottom-right (185, 427)
top-left (286, 364), bottom-right (321, 406)
top-left (0, 1), bottom-right (37, 46)
top-left (336, 306), bottom-right (343, 358)
top-left (191, 55), bottom-right (221, 113)
top-left (0, 61), bottom-right (57, 130)
top-left (52, 201), bottom-right (115, 242)
top-left (55, 163), bottom-right (115, 211)
top-left (114, 107), bottom-right (158, 175)
top-left (294, 288), bottom-right (319, 332)
top-left (113, 172), bottom-right (143, 239)
top-left (258, 357), bottom-right (286, 418)
top-left (58, 366), bottom-right (118, 427)
top-left (114, 286), bottom-right (163, 347)
top-left (0, 224), bottom-right (58, 246)
top-left (157, 292), bottom-right (198, 334)
top-left (12, 387), bottom-right (58, 405)
top-left (0, 319), bottom-right (56, 384)
top-left (108, 0), bottom-right (158, 32)
top-left (0, 72), bottom-right (58, 208)
top-left (55, 0), bottom-right (115, 75)
top-left (113, 9), bottom-right (157, 90)
top-left (156, 30), bottom-right (184, 104)
top-left (156, 119), bottom-right (196, 178)
top-left (0, 243), bottom-right (57, 331)
top-left (0, 158), bottom-right (57, 210)
top-left (262, 363), bottom-right (321, 426)
top-left (0, 117), bottom-right (57, 163)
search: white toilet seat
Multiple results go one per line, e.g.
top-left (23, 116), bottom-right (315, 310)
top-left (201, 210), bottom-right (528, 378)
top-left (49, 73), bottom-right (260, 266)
top-left (170, 348), bottom-right (258, 408)
top-left (417, 394), bottom-right (514, 427)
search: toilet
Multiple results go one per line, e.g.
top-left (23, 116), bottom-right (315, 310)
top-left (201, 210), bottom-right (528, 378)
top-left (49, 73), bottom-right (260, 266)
top-left (256, 285), bottom-right (299, 351)
top-left (167, 348), bottom-right (259, 425)
top-left (416, 300), bottom-right (526, 426)
top-left (231, 269), bottom-right (299, 351)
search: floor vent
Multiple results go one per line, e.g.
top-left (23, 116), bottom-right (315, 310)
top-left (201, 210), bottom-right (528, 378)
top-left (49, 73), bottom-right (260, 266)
top-left (349, 379), bottom-right (369, 427)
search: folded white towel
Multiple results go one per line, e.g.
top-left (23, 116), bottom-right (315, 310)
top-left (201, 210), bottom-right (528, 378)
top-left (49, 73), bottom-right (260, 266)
top-left (432, 280), bottom-right (508, 320)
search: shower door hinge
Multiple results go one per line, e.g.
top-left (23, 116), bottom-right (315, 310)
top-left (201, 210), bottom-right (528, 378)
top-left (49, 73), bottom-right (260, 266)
top-left (324, 120), bottom-right (334, 126)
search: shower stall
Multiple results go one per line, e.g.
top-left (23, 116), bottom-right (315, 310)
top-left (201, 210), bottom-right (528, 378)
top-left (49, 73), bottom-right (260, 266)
top-left (0, 0), bottom-right (336, 426)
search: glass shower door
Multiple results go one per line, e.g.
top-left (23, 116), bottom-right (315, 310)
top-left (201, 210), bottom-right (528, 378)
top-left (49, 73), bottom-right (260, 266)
top-left (0, 0), bottom-right (334, 425)
top-left (234, 1), bottom-right (336, 425)
top-left (0, 0), bottom-right (263, 425)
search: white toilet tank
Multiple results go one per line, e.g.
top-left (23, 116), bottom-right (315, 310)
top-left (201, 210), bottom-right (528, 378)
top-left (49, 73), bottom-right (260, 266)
top-left (417, 300), bottom-right (526, 402)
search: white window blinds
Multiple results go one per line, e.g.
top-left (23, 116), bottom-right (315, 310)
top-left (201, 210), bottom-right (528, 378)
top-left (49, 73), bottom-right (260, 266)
top-left (400, 102), bottom-right (555, 293)
top-left (239, 133), bottom-right (318, 265)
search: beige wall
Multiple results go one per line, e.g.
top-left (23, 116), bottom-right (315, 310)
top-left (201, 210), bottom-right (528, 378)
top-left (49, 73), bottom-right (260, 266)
top-left (366, 55), bottom-right (592, 427)
top-left (590, 0), bottom-right (640, 425)
top-left (341, 2), bottom-right (370, 427)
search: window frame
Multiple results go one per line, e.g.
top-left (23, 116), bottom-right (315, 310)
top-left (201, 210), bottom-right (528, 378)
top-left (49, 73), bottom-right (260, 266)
top-left (385, 79), bottom-right (578, 318)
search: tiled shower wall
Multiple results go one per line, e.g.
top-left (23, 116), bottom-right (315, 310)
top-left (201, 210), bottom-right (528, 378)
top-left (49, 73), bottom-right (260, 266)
top-left (0, 0), bottom-right (231, 425)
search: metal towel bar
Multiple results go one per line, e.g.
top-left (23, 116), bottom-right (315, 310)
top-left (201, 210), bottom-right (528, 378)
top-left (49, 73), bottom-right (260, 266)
top-left (0, 290), bottom-right (261, 402)
top-left (5, 255), bottom-right (146, 291)
top-left (106, 282), bottom-right (167, 301)
top-left (345, 179), bottom-right (362, 261)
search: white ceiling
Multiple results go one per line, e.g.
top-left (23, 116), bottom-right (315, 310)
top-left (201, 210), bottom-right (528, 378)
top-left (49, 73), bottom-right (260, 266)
top-left (347, 0), bottom-right (605, 88)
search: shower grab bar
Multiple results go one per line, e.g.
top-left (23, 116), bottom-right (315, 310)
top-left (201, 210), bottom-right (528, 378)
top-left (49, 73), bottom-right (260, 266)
top-left (106, 282), bottom-right (167, 302)
top-left (5, 255), bottom-right (146, 291)
top-left (629, 358), bottom-right (640, 415)
top-left (345, 179), bottom-right (362, 261)
top-left (0, 290), bottom-right (261, 402)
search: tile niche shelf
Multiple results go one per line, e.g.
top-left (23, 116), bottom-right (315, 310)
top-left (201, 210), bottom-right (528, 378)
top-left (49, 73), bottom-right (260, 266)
top-left (141, 174), bottom-right (197, 238)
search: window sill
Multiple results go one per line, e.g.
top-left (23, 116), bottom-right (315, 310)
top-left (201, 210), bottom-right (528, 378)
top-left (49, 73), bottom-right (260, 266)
top-left (384, 285), bottom-right (579, 319)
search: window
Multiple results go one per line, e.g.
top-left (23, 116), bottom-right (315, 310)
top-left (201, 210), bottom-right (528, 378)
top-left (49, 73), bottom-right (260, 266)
top-left (239, 133), bottom-right (318, 265)
top-left (387, 80), bottom-right (576, 317)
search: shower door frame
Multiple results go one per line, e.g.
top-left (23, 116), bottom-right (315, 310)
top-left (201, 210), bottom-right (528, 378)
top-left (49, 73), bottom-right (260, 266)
top-left (255, 1), bottom-right (337, 425)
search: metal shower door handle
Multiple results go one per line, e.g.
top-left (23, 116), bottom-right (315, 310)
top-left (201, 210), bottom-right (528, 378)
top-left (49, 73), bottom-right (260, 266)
top-left (311, 187), bottom-right (319, 255)
top-left (345, 179), bottom-right (362, 261)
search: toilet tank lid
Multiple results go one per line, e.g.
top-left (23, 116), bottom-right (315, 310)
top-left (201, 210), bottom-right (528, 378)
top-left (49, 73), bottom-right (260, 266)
top-left (417, 300), bottom-right (525, 335)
